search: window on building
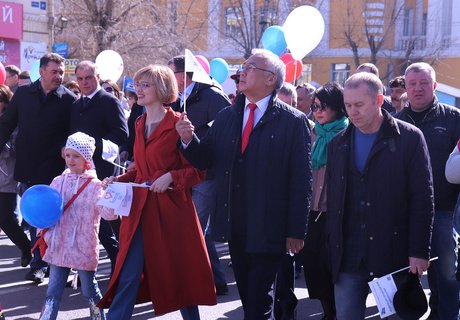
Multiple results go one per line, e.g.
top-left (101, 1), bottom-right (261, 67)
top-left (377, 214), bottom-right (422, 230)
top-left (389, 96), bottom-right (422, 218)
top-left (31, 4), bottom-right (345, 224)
top-left (402, 8), bottom-right (414, 37)
top-left (224, 7), bottom-right (242, 38)
top-left (442, 0), bottom-right (452, 37)
top-left (259, 7), bottom-right (277, 28)
top-left (296, 64), bottom-right (312, 86)
top-left (331, 63), bottom-right (350, 85)
top-left (421, 13), bottom-right (427, 36)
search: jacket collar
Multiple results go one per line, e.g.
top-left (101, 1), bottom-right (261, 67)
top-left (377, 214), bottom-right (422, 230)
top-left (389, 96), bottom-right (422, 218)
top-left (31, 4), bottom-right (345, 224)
top-left (338, 109), bottom-right (400, 143)
top-left (185, 82), bottom-right (211, 104)
top-left (30, 80), bottom-right (67, 99)
top-left (400, 96), bottom-right (440, 124)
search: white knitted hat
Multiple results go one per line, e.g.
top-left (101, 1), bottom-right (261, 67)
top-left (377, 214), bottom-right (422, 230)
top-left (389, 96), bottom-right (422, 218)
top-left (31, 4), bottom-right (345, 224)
top-left (65, 132), bottom-right (96, 165)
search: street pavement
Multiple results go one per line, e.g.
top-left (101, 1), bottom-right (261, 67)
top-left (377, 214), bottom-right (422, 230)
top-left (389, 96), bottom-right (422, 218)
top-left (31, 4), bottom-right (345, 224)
top-left (0, 232), bottom-right (431, 319)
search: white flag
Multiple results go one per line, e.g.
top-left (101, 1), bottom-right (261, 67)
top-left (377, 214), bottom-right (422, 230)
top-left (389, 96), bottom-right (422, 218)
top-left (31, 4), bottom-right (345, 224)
top-left (368, 275), bottom-right (398, 318)
top-left (101, 139), bottom-right (119, 163)
top-left (184, 49), bottom-right (213, 85)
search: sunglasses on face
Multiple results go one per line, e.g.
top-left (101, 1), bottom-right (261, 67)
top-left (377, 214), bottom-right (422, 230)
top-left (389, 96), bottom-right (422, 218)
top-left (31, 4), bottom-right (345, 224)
top-left (311, 102), bottom-right (327, 112)
top-left (104, 86), bottom-right (114, 93)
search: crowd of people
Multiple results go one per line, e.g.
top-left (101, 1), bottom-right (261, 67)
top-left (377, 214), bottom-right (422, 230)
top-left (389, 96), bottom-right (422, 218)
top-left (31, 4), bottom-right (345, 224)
top-left (0, 49), bottom-right (459, 320)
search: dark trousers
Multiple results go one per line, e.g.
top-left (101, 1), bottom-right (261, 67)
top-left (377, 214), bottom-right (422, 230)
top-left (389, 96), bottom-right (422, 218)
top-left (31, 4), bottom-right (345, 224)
top-left (228, 239), bottom-right (283, 320)
top-left (274, 255), bottom-right (297, 320)
top-left (0, 192), bottom-right (30, 254)
top-left (98, 218), bottom-right (119, 273)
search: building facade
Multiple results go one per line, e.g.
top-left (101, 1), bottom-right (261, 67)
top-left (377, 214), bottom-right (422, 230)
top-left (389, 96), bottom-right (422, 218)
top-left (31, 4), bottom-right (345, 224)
top-left (200, 0), bottom-right (460, 106)
top-left (0, 0), bottom-right (51, 72)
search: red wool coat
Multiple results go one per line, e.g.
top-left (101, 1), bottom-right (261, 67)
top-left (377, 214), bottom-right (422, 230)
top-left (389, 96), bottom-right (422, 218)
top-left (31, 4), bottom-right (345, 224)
top-left (98, 107), bottom-right (216, 314)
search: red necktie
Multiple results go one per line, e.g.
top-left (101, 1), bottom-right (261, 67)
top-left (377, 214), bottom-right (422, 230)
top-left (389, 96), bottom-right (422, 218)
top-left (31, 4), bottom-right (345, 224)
top-left (241, 103), bottom-right (257, 153)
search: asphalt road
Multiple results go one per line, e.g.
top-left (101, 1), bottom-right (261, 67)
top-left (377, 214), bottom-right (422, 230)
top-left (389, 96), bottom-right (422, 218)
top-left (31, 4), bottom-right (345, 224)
top-left (0, 232), bottom-right (431, 319)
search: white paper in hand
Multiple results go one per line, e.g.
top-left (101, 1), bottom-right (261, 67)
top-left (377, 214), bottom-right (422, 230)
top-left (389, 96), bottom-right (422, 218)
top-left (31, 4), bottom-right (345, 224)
top-left (114, 184), bottom-right (133, 216)
top-left (98, 183), bottom-right (132, 216)
top-left (368, 274), bottom-right (398, 318)
top-left (98, 183), bottom-right (127, 209)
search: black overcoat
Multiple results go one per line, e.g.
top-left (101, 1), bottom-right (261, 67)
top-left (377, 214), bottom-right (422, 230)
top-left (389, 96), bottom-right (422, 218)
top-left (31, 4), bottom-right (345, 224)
top-left (326, 110), bottom-right (434, 281)
top-left (180, 92), bottom-right (312, 253)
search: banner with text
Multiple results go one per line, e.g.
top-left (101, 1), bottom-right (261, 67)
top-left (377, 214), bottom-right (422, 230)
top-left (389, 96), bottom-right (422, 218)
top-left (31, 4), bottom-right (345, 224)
top-left (0, 2), bottom-right (23, 40)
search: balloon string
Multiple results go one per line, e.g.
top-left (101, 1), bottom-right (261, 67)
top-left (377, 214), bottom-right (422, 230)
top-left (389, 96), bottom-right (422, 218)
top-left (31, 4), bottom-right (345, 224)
top-left (291, 61), bottom-right (298, 107)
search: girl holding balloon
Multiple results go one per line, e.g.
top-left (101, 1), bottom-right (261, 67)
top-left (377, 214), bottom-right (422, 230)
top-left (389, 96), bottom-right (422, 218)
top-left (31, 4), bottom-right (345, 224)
top-left (39, 131), bottom-right (117, 320)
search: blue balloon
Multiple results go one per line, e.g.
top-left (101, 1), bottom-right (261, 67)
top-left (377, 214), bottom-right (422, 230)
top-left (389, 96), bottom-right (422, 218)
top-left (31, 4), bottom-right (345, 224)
top-left (262, 26), bottom-right (287, 56)
top-left (209, 58), bottom-right (229, 84)
top-left (20, 185), bottom-right (63, 229)
top-left (29, 60), bottom-right (41, 82)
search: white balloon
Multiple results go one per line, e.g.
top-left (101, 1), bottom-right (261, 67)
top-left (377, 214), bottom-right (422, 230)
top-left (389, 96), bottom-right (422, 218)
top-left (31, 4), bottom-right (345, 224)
top-left (283, 6), bottom-right (325, 60)
top-left (95, 50), bottom-right (124, 82)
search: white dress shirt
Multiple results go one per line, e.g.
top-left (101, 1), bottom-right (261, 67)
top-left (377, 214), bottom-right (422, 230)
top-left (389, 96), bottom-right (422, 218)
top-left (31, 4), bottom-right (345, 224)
top-left (83, 86), bottom-right (102, 100)
top-left (242, 95), bottom-right (271, 133)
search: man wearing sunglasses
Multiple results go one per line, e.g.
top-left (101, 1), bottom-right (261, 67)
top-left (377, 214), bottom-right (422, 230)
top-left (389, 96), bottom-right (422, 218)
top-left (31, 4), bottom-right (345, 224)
top-left (176, 49), bottom-right (311, 319)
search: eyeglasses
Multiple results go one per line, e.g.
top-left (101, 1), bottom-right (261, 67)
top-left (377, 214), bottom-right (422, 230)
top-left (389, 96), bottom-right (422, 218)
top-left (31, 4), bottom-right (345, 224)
top-left (104, 86), bottom-right (114, 93)
top-left (134, 82), bottom-right (152, 90)
top-left (311, 102), bottom-right (327, 112)
top-left (241, 64), bottom-right (275, 75)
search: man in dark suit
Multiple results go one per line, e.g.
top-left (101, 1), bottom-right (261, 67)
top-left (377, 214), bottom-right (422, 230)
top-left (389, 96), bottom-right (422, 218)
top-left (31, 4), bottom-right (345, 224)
top-left (71, 60), bottom-right (128, 273)
top-left (0, 53), bottom-right (77, 283)
top-left (176, 49), bottom-right (312, 319)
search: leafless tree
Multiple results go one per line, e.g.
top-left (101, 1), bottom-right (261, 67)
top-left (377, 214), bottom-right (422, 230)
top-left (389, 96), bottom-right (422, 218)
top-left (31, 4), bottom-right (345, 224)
top-left (340, 0), bottom-right (405, 70)
top-left (55, 0), bottom-right (207, 76)
top-left (207, 0), bottom-right (279, 59)
top-left (208, 0), bottom-right (323, 59)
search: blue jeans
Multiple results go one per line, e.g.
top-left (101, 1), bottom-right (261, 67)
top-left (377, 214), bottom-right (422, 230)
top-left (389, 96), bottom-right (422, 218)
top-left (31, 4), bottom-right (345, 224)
top-left (107, 226), bottom-right (200, 320)
top-left (334, 272), bottom-right (370, 320)
top-left (192, 180), bottom-right (227, 288)
top-left (41, 265), bottom-right (105, 320)
top-left (427, 210), bottom-right (460, 320)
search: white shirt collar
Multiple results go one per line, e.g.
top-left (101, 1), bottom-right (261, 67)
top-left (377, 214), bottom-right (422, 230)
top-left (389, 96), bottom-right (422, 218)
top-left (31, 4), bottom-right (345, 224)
top-left (244, 94), bottom-right (271, 113)
top-left (180, 82), bottom-right (195, 104)
top-left (242, 94), bottom-right (272, 132)
top-left (84, 85), bottom-right (101, 99)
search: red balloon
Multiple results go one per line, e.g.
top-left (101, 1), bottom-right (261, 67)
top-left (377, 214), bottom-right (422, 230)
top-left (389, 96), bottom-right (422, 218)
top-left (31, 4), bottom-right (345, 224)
top-left (280, 53), bottom-right (302, 83)
top-left (0, 62), bottom-right (6, 85)
top-left (195, 55), bottom-right (210, 75)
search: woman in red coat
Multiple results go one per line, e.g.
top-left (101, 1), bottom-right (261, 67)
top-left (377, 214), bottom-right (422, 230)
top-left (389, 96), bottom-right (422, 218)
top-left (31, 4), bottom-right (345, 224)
top-left (98, 65), bottom-right (216, 319)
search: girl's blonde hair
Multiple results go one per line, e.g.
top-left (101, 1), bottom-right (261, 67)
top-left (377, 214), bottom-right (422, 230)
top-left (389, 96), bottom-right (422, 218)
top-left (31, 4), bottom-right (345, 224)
top-left (134, 65), bottom-right (178, 104)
